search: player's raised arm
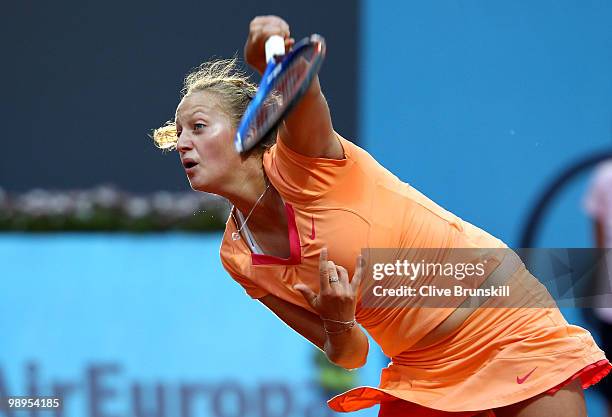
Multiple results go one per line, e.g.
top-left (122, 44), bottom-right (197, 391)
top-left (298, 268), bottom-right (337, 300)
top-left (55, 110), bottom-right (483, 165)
top-left (244, 15), bottom-right (344, 159)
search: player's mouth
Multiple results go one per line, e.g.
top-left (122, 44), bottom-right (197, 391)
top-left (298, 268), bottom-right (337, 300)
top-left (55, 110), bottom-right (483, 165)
top-left (182, 158), bottom-right (199, 172)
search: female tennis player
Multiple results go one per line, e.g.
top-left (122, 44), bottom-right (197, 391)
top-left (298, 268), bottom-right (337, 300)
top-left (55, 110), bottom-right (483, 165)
top-left (153, 15), bottom-right (611, 417)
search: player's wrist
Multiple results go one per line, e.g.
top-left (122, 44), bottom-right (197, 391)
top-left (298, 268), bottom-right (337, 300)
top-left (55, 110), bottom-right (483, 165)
top-left (322, 317), bottom-right (356, 335)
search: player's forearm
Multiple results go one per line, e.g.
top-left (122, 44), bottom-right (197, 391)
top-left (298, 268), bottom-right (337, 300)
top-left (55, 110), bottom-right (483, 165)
top-left (324, 325), bottom-right (369, 370)
top-left (279, 78), bottom-right (341, 159)
top-left (284, 311), bottom-right (327, 351)
top-left (259, 294), bottom-right (327, 350)
top-left (259, 293), bottom-right (368, 368)
top-left (303, 72), bottom-right (322, 98)
top-left (283, 74), bottom-right (325, 130)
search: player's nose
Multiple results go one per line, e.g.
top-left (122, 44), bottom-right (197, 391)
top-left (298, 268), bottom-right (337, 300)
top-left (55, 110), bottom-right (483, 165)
top-left (177, 133), bottom-right (194, 152)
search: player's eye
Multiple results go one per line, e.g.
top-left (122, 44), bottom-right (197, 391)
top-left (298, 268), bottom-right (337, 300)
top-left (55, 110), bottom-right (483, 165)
top-left (194, 123), bottom-right (206, 130)
top-left (176, 129), bottom-right (182, 137)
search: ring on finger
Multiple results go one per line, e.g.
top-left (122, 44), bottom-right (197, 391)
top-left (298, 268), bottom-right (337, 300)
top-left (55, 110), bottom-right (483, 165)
top-left (328, 277), bottom-right (340, 283)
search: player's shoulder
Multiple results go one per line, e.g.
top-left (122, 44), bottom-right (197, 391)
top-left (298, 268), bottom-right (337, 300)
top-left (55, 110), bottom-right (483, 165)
top-left (268, 131), bottom-right (358, 164)
top-left (219, 213), bottom-right (246, 263)
top-left (219, 237), bottom-right (251, 282)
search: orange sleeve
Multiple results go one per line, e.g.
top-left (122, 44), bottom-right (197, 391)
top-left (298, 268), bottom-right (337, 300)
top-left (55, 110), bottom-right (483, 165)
top-left (227, 270), bottom-right (269, 299)
top-left (264, 133), bottom-right (356, 202)
top-left (219, 254), bottom-right (269, 299)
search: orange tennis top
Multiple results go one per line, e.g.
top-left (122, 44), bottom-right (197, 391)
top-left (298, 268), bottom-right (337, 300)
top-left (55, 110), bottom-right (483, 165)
top-left (219, 134), bottom-right (610, 414)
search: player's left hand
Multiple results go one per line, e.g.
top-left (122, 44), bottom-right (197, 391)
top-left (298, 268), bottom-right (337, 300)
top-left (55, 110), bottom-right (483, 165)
top-left (294, 248), bottom-right (364, 323)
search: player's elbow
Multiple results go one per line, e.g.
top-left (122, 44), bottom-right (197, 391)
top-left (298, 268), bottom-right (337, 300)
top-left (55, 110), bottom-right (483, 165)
top-left (332, 355), bottom-right (367, 371)
top-left (328, 350), bottom-right (368, 370)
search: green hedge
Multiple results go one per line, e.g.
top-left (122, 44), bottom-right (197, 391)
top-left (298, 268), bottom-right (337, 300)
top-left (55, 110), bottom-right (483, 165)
top-left (0, 186), bottom-right (228, 232)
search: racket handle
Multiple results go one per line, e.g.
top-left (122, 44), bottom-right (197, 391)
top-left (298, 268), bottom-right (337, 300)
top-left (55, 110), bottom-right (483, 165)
top-left (265, 35), bottom-right (285, 63)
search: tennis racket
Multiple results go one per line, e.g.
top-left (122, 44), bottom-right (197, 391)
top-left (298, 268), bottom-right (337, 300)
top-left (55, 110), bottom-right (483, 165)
top-left (234, 34), bottom-right (326, 153)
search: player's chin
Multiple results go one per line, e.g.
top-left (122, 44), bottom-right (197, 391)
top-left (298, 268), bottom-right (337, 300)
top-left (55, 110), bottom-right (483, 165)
top-left (187, 173), bottom-right (214, 194)
top-left (185, 170), bottom-right (204, 191)
top-left (187, 177), bottom-right (207, 193)
top-left (186, 167), bottom-right (228, 195)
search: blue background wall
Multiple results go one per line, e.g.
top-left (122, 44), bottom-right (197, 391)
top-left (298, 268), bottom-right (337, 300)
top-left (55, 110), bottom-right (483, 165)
top-left (360, 0), bottom-right (612, 248)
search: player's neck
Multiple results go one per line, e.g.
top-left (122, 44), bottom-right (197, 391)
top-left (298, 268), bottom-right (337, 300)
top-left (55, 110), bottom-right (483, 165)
top-left (229, 183), bottom-right (285, 234)
top-left (219, 157), bottom-right (265, 211)
top-left (248, 187), bottom-right (286, 232)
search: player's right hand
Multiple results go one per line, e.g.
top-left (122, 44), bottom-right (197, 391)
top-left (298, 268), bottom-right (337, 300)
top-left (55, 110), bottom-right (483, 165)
top-left (244, 15), bottom-right (295, 74)
top-left (294, 248), bottom-right (364, 324)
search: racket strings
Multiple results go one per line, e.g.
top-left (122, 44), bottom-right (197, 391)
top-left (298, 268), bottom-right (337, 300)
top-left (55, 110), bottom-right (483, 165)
top-left (257, 55), bottom-right (312, 134)
top-left (276, 55), bottom-right (311, 101)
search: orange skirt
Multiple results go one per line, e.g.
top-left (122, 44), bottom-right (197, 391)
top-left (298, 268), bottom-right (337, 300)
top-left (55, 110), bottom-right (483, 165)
top-left (328, 306), bottom-right (611, 415)
top-left (348, 360), bottom-right (611, 417)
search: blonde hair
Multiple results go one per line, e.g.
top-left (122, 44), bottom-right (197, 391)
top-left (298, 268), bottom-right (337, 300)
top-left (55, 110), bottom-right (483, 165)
top-left (152, 57), bottom-right (276, 152)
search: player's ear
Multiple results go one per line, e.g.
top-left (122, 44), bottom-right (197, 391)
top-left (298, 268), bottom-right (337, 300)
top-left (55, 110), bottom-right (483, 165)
top-left (260, 125), bottom-right (279, 151)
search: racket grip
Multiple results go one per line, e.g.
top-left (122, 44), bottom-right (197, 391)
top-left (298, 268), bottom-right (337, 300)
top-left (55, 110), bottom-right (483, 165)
top-left (265, 35), bottom-right (285, 63)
